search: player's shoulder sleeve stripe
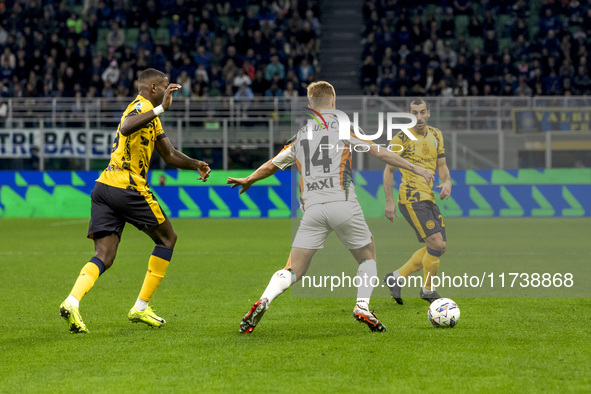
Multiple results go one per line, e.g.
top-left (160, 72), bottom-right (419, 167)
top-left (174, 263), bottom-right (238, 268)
top-left (390, 130), bottom-right (409, 145)
top-left (133, 95), bottom-right (154, 114)
top-left (429, 126), bottom-right (443, 137)
top-left (276, 134), bottom-right (297, 156)
top-left (284, 133), bottom-right (298, 148)
top-left (124, 96), bottom-right (151, 117)
top-left (430, 126), bottom-right (446, 158)
top-left (279, 142), bottom-right (293, 153)
top-left (425, 126), bottom-right (436, 140)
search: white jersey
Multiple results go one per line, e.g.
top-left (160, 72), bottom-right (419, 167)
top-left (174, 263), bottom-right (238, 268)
top-left (272, 114), bottom-right (371, 210)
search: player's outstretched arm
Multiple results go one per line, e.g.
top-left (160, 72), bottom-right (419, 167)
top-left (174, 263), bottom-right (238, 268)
top-left (155, 136), bottom-right (211, 181)
top-left (119, 83), bottom-right (182, 136)
top-left (368, 145), bottom-right (434, 184)
top-left (383, 165), bottom-right (398, 221)
top-left (227, 159), bottom-right (280, 194)
top-left (436, 157), bottom-right (452, 200)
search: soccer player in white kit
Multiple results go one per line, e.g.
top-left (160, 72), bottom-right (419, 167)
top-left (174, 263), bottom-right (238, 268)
top-left (227, 81), bottom-right (433, 333)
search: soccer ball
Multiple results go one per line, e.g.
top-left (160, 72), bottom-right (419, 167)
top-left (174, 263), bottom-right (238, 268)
top-left (428, 298), bottom-right (460, 328)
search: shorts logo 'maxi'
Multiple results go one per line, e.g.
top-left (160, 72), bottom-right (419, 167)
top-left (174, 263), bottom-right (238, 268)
top-left (307, 178), bottom-right (335, 191)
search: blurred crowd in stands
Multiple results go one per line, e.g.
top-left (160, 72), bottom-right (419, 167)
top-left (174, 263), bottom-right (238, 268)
top-left (361, 0), bottom-right (591, 97)
top-left (0, 0), bottom-right (320, 100)
top-left (2, 0), bottom-right (590, 103)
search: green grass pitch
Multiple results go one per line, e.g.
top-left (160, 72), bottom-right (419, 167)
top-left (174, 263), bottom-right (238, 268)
top-left (0, 218), bottom-right (589, 392)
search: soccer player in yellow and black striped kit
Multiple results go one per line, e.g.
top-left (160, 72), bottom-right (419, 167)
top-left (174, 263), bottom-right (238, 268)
top-left (383, 98), bottom-right (452, 304)
top-left (59, 69), bottom-right (210, 333)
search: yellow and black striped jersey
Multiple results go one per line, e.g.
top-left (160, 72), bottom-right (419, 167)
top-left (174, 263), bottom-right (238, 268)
top-left (389, 125), bottom-right (445, 204)
top-left (97, 95), bottom-right (166, 192)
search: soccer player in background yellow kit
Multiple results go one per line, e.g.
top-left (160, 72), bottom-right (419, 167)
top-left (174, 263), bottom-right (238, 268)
top-left (59, 69), bottom-right (211, 333)
top-left (383, 98), bottom-right (452, 304)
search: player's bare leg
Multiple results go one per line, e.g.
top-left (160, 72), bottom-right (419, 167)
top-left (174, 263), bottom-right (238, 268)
top-left (240, 248), bottom-right (316, 334)
top-left (143, 218), bottom-right (178, 249)
top-left (421, 232), bottom-right (446, 303)
top-left (284, 247), bottom-right (316, 280)
top-left (60, 233), bottom-right (120, 333)
top-left (128, 219), bottom-right (177, 327)
top-left (93, 233), bottom-right (120, 270)
top-left (349, 240), bottom-right (386, 332)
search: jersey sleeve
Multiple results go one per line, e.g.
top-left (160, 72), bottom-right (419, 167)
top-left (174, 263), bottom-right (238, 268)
top-left (435, 129), bottom-right (445, 158)
top-left (388, 131), bottom-right (407, 156)
top-left (154, 117), bottom-right (166, 140)
top-left (125, 99), bottom-right (153, 118)
top-left (272, 137), bottom-right (296, 170)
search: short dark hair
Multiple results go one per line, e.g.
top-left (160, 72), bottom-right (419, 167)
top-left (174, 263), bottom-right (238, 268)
top-left (138, 68), bottom-right (166, 83)
top-left (409, 97), bottom-right (429, 110)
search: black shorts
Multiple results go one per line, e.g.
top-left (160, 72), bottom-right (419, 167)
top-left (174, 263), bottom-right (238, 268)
top-left (398, 200), bottom-right (446, 243)
top-left (88, 182), bottom-right (167, 239)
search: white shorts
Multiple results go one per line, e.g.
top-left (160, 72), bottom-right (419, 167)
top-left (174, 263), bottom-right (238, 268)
top-left (292, 201), bottom-right (373, 250)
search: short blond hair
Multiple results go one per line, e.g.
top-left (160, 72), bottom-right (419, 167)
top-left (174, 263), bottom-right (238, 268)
top-left (307, 81), bottom-right (335, 109)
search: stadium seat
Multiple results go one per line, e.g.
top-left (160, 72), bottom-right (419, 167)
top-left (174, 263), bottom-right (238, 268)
top-left (217, 16), bottom-right (244, 30)
top-left (72, 4), bottom-right (83, 15)
top-left (499, 38), bottom-right (513, 51)
top-left (455, 15), bottom-right (469, 37)
top-left (125, 28), bottom-right (140, 47)
top-left (496, 14), bottom-right (513, 37)
top-left (152, 28), bottom-right (170, 46)
top-left (467, 37), bottom-right (484, 50)
top-left (424, 4), bottom-right (438, 19)
top-left (96, 28), bottom-right (110, 52)
top-left (568, 25), bottom-right (580, 35)
top-left (528, 23), bottom-right (539, 40)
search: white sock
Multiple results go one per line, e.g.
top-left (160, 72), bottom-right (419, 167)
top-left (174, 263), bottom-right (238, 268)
top-left (356, 300), bottom-right (369, 310)
top-left (356, 259), bottom-right (377, 306)
top-left (66, 295), bottom-right (79, 308)
top-left (261, 269), bottom-right (296, 304)
top-left (423, 287), bottom-right (435, 295)
top-left (134, 298), bottom-right (149, 311)
top-left (392, 270), bottom-right (401, 278)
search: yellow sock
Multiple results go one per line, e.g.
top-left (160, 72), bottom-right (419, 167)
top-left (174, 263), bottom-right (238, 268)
top-left (70, 257), bottom-right (105, 301)
top-left (138, 246), bottom-right (172, 302)
top-left (422, 248), bottom-right (441, 290)
top-left (397, 247), bottom-right (427, 277)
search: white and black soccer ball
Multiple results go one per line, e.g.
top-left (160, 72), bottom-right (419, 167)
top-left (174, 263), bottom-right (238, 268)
top-left (428, 298), bottom-right (460, 328)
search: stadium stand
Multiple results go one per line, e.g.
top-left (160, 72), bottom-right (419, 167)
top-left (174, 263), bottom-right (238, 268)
top-left (1, 0), bottom-right (590, 172)
top-left (361, 0), bottom-right (591, 97)
top-left (0, 0), bottom-right (321, 99)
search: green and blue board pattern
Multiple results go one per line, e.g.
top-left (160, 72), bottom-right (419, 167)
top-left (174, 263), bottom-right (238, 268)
top-left (0, 169), bottom-right (589, 218)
